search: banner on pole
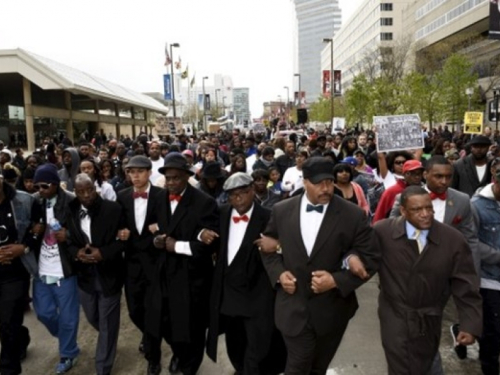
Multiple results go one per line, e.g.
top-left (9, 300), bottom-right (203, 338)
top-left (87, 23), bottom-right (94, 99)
top-left (374, 114), bottom-right (423, 152)
top-left (464, 112), bottom-right (484, 134)
top-left (322, 70), bottom-right (331, 97)
top-left (163, 74), bottom-right (172, 100)
top-left (333, 70), bottom-right (342, 96)
top-left (490, 0), bottom-right (500, 39)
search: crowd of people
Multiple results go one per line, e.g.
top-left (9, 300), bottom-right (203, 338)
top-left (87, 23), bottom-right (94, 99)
top-left (0, 122), bottom-right (498, 375)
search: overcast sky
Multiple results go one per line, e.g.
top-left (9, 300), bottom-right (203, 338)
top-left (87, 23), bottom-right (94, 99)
top-left (1, 0), bottom-right (361, 118)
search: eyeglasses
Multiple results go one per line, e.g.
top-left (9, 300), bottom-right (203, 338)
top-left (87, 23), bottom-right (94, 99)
top-left (394, 160), bottom-right (406, 165)
top-left (33, 183), bottom-right (52, 191)
top-left (228, 187), bottom-right (253, 200)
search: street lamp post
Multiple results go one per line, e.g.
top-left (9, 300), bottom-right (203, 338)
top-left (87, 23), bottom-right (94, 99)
top-left (202, 76), bottom-right (209, 131)
top-left (222, 96), bottom-right (227, 117)
top-left (283, 86), bottom-right (289, 121)
top-left (278, 95), bottom-right (282, 118)
top-left (215, 88), bottom-right (221, 118)
top-left (294, 73), bottom-right (301, 107)
top-left (169, 43), bottom-right (180, 118)
top-left (323, 38), bottom-right (334, 130)
top-left (465, 87), bottom-right (473, 111)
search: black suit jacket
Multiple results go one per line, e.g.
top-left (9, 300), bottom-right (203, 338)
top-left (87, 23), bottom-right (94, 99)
top-left (261, 194), bottom-right (379, 337)
top-left (145, 184), bottom-right (219, 342)
top-left (66, 196), bottom-right (125, 297)
top-left (117, 185), bottom-right (164, 276)
top-left (451, 154), bottom-right (492, 197)
top-left (207, 203), bottom-right (274, 361)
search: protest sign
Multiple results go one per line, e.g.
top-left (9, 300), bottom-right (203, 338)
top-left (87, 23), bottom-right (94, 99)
top-left (374, 114), bottom-right (423, 152)
top-left (464, 112), bottom-right (483, 134)
top-left (331, 118), bottom-right (345, 134)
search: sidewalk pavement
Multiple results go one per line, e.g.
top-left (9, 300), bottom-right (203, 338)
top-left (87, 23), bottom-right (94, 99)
top-left (20, 277), bottom-right (481, 374)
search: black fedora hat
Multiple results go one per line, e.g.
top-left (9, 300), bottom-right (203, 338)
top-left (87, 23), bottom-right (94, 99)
top-left (201, 161), bottom-right (224, 179)
top-left (158, 152), bottom-right (194, 175)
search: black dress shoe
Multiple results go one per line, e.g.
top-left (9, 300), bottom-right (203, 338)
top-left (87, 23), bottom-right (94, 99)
top-left (168, 356), bottom-right (180, 374)
top-left (147, 362), bottom-right (161, 375)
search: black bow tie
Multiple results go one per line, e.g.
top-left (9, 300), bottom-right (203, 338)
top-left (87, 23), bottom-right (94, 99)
top-left (306, 204), bottom-right (324, 213)
top-left (79, 209), bottom-right (89, 219)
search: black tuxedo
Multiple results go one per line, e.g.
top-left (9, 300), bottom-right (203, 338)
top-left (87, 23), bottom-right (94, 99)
top-left (207, 203), bottom-right (285, 374)
top-left (261, 194), bottom-right (379, 374)
top-left (117, 185), bottom-right (164, 332)
top-left (451, 154), bottom-right (492, 197)
top-left (66, 196), bottom-right (125, 296)
top-left (145, 184), bottom-right (219, 374)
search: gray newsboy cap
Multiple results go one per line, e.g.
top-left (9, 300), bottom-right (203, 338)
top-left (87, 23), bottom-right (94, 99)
top-left (223, 172), bottom-right (253, 192)
top-left (125, 155), bottom-right (152, 170)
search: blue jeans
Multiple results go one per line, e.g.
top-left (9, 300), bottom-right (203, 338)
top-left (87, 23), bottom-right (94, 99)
top-left (33, 276), bottom-right (80, 359)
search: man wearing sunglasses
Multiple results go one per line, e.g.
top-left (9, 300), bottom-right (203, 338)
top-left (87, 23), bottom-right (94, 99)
top-left (31, 164), bottom-right (80, 374)
top-left (0, 171), bottom-right (41, 375)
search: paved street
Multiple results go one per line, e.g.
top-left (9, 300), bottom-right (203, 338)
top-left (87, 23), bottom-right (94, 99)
top-left (20, 277), bottom-right (481, 374)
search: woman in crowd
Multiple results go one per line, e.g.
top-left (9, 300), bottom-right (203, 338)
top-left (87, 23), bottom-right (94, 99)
top-left (282, 150), bottom-right (308, 196)
top-left (228, 154), bottom-right (247, 176)
top-left (79, 159), bottom-right (116, 201)
top-left (339, 136), bottom-right (358, 159)
top-left (332, 163), bottom-right (369, 215)
top-left (253, 146), bottom-right (276, 171)
top-left (354, 149), bottom-right (373, 175)
top-left (99, 159), bottom-right (115, 183)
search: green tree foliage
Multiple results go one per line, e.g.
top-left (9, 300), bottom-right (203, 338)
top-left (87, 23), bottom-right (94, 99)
top-left (308, 96), bottom-right (346, 123)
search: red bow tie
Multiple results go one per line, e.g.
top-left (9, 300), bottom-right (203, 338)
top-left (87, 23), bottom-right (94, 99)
top-left (133, 191), bottom-right (148, 199)
top-left (233, 215), bottom-right (249, 224)
top-left (429, 191), bottom-right (446, 200)
top-left (169, 194), bottom-right (182, 202)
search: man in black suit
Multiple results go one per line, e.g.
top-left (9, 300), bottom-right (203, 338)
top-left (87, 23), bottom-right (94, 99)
top-left (451, 135), bottom-right (492, 197)
top-left (148, 153), bottom-right (219, 375)
top-left (258, 157), bottom-right (380, 375)
top-left (207, 172), bottom-right (284, 375)
top-left (116, 155), bottom-right (164, 374)
top-left (66, 173), bottom-right (125, 375)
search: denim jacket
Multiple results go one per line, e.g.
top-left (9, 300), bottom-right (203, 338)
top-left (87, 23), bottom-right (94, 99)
top-left (472, 192), bottom-right (500, 282)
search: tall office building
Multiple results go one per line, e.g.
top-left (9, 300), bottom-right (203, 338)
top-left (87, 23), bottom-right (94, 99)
top-left (233, 88), bottom-right (250, 124)
top-left (294, 0), bottom-right (342, 102)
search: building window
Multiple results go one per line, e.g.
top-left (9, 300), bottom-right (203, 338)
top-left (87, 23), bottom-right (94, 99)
top-left (380, 17), bottom-right (393, 26)
top-left (380, 32), bottom-right (393, 40)
top-left (380, 3), bottom-right (393, 11)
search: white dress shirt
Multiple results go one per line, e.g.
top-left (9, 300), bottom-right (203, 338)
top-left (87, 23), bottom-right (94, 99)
top-left (425, 186), bottom-right (446, 223)
top-left (134, 184), bottom-right (151, 234)
top-left (227, 205), bottom-right (254, 265)
top-left (300, 194), bottom-right (329, 256)
top-left (170, 189), bottom-right (194, 256)
top-left (80, 206), bottom-right (92, 243)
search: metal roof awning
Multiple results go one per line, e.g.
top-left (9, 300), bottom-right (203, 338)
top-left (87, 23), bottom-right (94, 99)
top-left (0, 48), bottom-right (168, 114)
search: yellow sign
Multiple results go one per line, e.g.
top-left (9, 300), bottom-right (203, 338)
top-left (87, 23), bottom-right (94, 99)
top-left (464, 112), bottom-right (483, 134)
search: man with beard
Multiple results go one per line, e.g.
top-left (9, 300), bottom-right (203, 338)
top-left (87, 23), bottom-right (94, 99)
top-left (78, 143), bottom-right (91, 161)
top-left (111, 142), bottom-right (127, 170)
top-left (452, 135), bottom-right (492, 197)
top-left (58, 148), bottom-right (81, 192)
top-left (148, 141), bottom-right (163, 185)
top-left (66, 174), bottom-right (125, 375)
top-left (148, 153), bottom-right (219, 375)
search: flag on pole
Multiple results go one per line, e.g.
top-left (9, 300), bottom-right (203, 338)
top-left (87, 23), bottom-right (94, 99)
top-left (190, 74), bottom-right (196, 88)
top-left (181, 65), bottom-right (189, 79)
top-left (164, 43), bottom-right (172, 66)
top-left (175, 56), bottom-right (182, 70)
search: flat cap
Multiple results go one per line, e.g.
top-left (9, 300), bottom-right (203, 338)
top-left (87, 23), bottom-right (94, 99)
top-left (223, 172), bottom-right (253, 192)
top-left (302, 157), bottom-right (335, 184)
top-left (125, 155), bottom-right (152, 170)
top-left (469, 135), bottom-right (492, 146)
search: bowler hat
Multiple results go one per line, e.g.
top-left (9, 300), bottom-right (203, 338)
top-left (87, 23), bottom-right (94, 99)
top-left (302, 157), bottom-right (335, 184)
top-left (223, 172), bottom-right (253, 192)
top-left (158, 153), bottom-right (194, 175)
top-left (125, 155), bottom-right (152, 170)
top-left (201, 162), bottom-right (224, 180)
top-left (469, 135), bottom-right (492, 146)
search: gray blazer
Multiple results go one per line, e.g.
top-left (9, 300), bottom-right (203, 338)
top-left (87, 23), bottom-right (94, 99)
top-left (390, 187), bottom-right (479, 273)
